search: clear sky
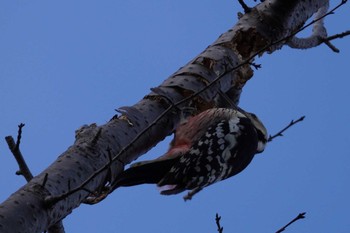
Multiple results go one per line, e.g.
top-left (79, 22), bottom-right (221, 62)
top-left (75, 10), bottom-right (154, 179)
top-left (0, 1), bottom-right (349, 233)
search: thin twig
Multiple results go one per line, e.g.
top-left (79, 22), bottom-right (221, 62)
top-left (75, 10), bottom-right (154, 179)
top-left (238, 0), bottom-right (251, 13)
top-left (15, 123), bottom-right (25, 151)
top-left (249, 62), bottom-right (262, 70)
top-left (323, 40), bottom-right (340, 53)
top-left (322, 30), bottom-right (350, 52)
top-left (326, 30), bottom-right (350, 41)
top-left (5, 123), bottom-right (33, 181)
top-left (46, 1), bottom-right (346, 204)
top-left (215, 213), bottom-right (224, 233)
top-left (275, 212), bottom-right (306, 233)
top-left (268, 116), bottom-right (305, 142)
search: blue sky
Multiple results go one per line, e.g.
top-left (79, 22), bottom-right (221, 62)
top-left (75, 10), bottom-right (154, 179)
top-left (0, 1), bottom-right (349, 232)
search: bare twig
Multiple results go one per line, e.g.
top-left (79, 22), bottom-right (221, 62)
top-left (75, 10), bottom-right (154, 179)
top-left (275, 212), bottom-right (306, 233)
top-left (249, 62), bottom-right (262, 70)
top-left (326, 30), bottom-right (350, 41)
top-left (323, 40), bottom-right (340, 53)
top-left (322, 30), bottom-right (350, 53)
top-left (5, 123), bottom-right (33, 181)
top-left (215, 213), bottom-right (224, 233)
top-left (15, 123), bottom-right (25, 151)
top-left (268, 116), bottom-right (305, 142)
top-left (238, 0), bottom-right (251, 13)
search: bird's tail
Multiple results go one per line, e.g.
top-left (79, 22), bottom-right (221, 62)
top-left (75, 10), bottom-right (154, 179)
top-left (111, 158), bottom-right (177, 190)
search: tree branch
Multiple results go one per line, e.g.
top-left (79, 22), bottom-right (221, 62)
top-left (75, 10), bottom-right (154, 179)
top-left (322, 30), bottom-right (350, 52)
top-left (215, 213), bottom-right (224, 233)
top-left (238, 0), bottom-right (252, 13)
top-left (275, 212), bottom-right (306, 233)
top-left (5, 123), bottom-right (33, 181)
top-left (45, 0), bottom-right (343, 204)
top-left (268, 116), bottom-right (305, 142)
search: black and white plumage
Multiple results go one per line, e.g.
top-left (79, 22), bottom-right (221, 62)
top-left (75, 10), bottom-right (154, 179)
top-left (110, 108), bottom-right (268, 200)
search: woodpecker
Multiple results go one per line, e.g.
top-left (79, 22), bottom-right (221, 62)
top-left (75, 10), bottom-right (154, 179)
top-left (111, 108), bottom-right (268, 200)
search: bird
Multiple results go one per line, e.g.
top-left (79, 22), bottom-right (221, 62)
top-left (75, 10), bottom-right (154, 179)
top-left (110, 107), bottom-right (268, 200)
